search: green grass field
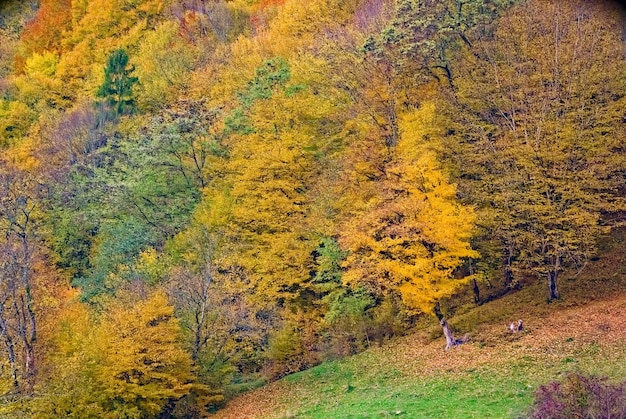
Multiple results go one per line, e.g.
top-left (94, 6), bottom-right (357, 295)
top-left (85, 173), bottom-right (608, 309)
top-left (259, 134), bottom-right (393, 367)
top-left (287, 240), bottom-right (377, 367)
top-left (280, 365), bottom-right (532, 418)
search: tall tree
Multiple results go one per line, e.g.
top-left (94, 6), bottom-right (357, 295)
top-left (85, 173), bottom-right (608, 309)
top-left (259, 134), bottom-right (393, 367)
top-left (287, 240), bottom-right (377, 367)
top-left (31, 289), bottom-right (202, 417)
top-left (165, 224), bottom-right (264, 402)
top-left (340, 103), bottom-right (478, 332)
top-left (221, 57), bottom-right (322, 307)
top-left (0, 165), bottom-right (39, 391)
top-left (97, 48), bottom-right (138, 115)
top-left (92, 289), bottom-right (196, 417)
top-left (444, 0), bottom-right (626, 299)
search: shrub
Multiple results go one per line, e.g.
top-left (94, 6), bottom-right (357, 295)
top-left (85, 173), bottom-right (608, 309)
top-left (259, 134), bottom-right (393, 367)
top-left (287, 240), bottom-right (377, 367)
top-left (530, 373), bottom-right (626, 418)
top-left (264, 321), bottom-right (320, 380)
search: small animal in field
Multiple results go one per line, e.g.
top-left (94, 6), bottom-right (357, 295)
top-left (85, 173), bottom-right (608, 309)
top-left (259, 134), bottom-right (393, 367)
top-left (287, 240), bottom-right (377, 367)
top-left (509, 319), bottom-right (523, 332)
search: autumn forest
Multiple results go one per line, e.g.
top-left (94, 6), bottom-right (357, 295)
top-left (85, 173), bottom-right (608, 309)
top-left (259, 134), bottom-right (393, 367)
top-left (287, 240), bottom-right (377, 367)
top-left (0, 0), bottom-right (624, 416)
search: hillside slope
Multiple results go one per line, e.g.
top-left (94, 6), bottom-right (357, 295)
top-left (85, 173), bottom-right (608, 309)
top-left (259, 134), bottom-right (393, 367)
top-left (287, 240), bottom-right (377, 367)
top-left (211, 231), bottom-right (626, 418)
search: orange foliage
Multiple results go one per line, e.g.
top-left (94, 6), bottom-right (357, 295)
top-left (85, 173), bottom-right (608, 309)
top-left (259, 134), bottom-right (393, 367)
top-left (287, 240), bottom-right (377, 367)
top-left (18, 0), bottom-right (72, 70)
top-left (249, 0), bottom-right (285, 33)
top-left (257, 0), bottom-right (286, 7)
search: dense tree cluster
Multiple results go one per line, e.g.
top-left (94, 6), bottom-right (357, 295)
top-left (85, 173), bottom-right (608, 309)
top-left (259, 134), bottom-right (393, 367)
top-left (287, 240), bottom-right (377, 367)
top-left (0, 0), bottom-right (623, 415)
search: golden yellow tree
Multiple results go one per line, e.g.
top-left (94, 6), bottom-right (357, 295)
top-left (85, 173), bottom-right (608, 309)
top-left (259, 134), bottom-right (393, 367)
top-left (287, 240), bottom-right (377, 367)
top-left (92, 289), bottom-right (195, 417)
top-left (133, 21), bottom-right (200, 111)
top-left (30, 288), bottom-right (210, 417)
top-left (341, 102), bottom-right (478, 320)
top-left (28, 290), bottom-right (106, 418)
top-left (222, 57), bottom-right (339, 306)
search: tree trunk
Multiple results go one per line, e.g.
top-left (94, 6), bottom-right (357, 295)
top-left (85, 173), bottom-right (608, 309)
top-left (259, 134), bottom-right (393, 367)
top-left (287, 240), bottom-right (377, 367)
top-left (24, 344), bottom-right (35, 391)
top-left (440, 318), bottom-right (468, 350)
top-left (19, 239), bottom-right (36, 389)
top-left (504, 265), bottom-right (514, 288)
top-left (435, 303), bottom-right (469, 349)
top-left (547, 255), bottom-right (561, 301)
top-left (502, 242), bottom-right (516, 288)
top-left (471, 278), bottom-right (480, 305)
top-left (548, 269), bottom-right (560, 300)
top-left (468, 260), bottom-right (480, 304)
top-left (0, 328), bottom-right (18, 389)
top-left (7, 343), bottom-right (17, 390)
top-left (441, 318), bottom-right (456, 350)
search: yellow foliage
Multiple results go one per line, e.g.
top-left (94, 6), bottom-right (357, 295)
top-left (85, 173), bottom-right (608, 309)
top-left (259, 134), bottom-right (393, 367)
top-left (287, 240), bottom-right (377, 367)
top-left (24, 51), bottom-right (58, 77)
top-left (7, 135), bottom-right (40, 171)
top-left (211, 0), bottom-right (362, 104)
top-left (134, 21), bottom-right (199, 110)
top-left (0, 100), bottom-right (35, 145)
top-left (93, 290), bottom-right (195, 417)
top-left (136, 247), bottom-right (166, 284)
top-left (224, 81), bottom-right (340, 301)
top-left (341, 103), bottom-right (478, 314)
top-left (70, 0), bottom-right (89, 27)
top-left (212, 35), bottom-right (264, 102)
top-left (265, 0), bottom-right (362, 55)
top-left (31, 287), bottom-right (198, 417)
top-left (176, 189), bottom-right (234, 266)
top-left (13, 51), bottom-right (68, 109)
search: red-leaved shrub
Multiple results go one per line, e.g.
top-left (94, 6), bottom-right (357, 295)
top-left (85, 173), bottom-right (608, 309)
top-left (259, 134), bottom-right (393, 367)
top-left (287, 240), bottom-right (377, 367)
top-left (530, 373), bottom-right (626, 418)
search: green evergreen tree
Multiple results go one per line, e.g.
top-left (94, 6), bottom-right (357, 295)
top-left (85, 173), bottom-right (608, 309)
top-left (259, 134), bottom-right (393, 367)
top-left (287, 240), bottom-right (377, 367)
top-left (97, 48), bottom-right (138, 115)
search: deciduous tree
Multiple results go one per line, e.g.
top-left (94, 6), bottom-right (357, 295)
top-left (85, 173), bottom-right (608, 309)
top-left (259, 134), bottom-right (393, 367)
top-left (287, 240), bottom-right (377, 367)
top-left (445, 0), bottom-right (626, 299)
top-left (93, 289), bottom-right (196, 417)
top-left (0, 164), bottom-right (39, 391)
top-left (340, 103), bottom-right (478, 316)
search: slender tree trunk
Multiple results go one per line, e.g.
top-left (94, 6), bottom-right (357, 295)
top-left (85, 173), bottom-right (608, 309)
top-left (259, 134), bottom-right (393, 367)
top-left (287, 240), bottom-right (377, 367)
top-left (24, 345), bottom-right (35, 384)
top-left (440, 318), bottom-right (468, 350)
top-left (472, 278), bottom-right (480, 304)
top-left (7, 342), bottom-right (18, 390)
top-left (469, 260), bottom-right (480, 304)
top-left (503, 244), bottom-right (515, 288)
top-left (19, 239), bottom-right (36, 388)
top-left (434, 302), bottom-right (444, 322)
top-left (548, 270), bottom-right (560, 300)
top-left (547, 255), bottom-right (561, 301)
top-left (440, 318), bottom-right (456, 350)
top-left (434, 304), bottom-right (468, 350)
top-left (193, 305), bottom-right (205, 361)
top-left (504, 265), bottom-right (514, 288)
top-left (0, 316), bottom-right (18, 389)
